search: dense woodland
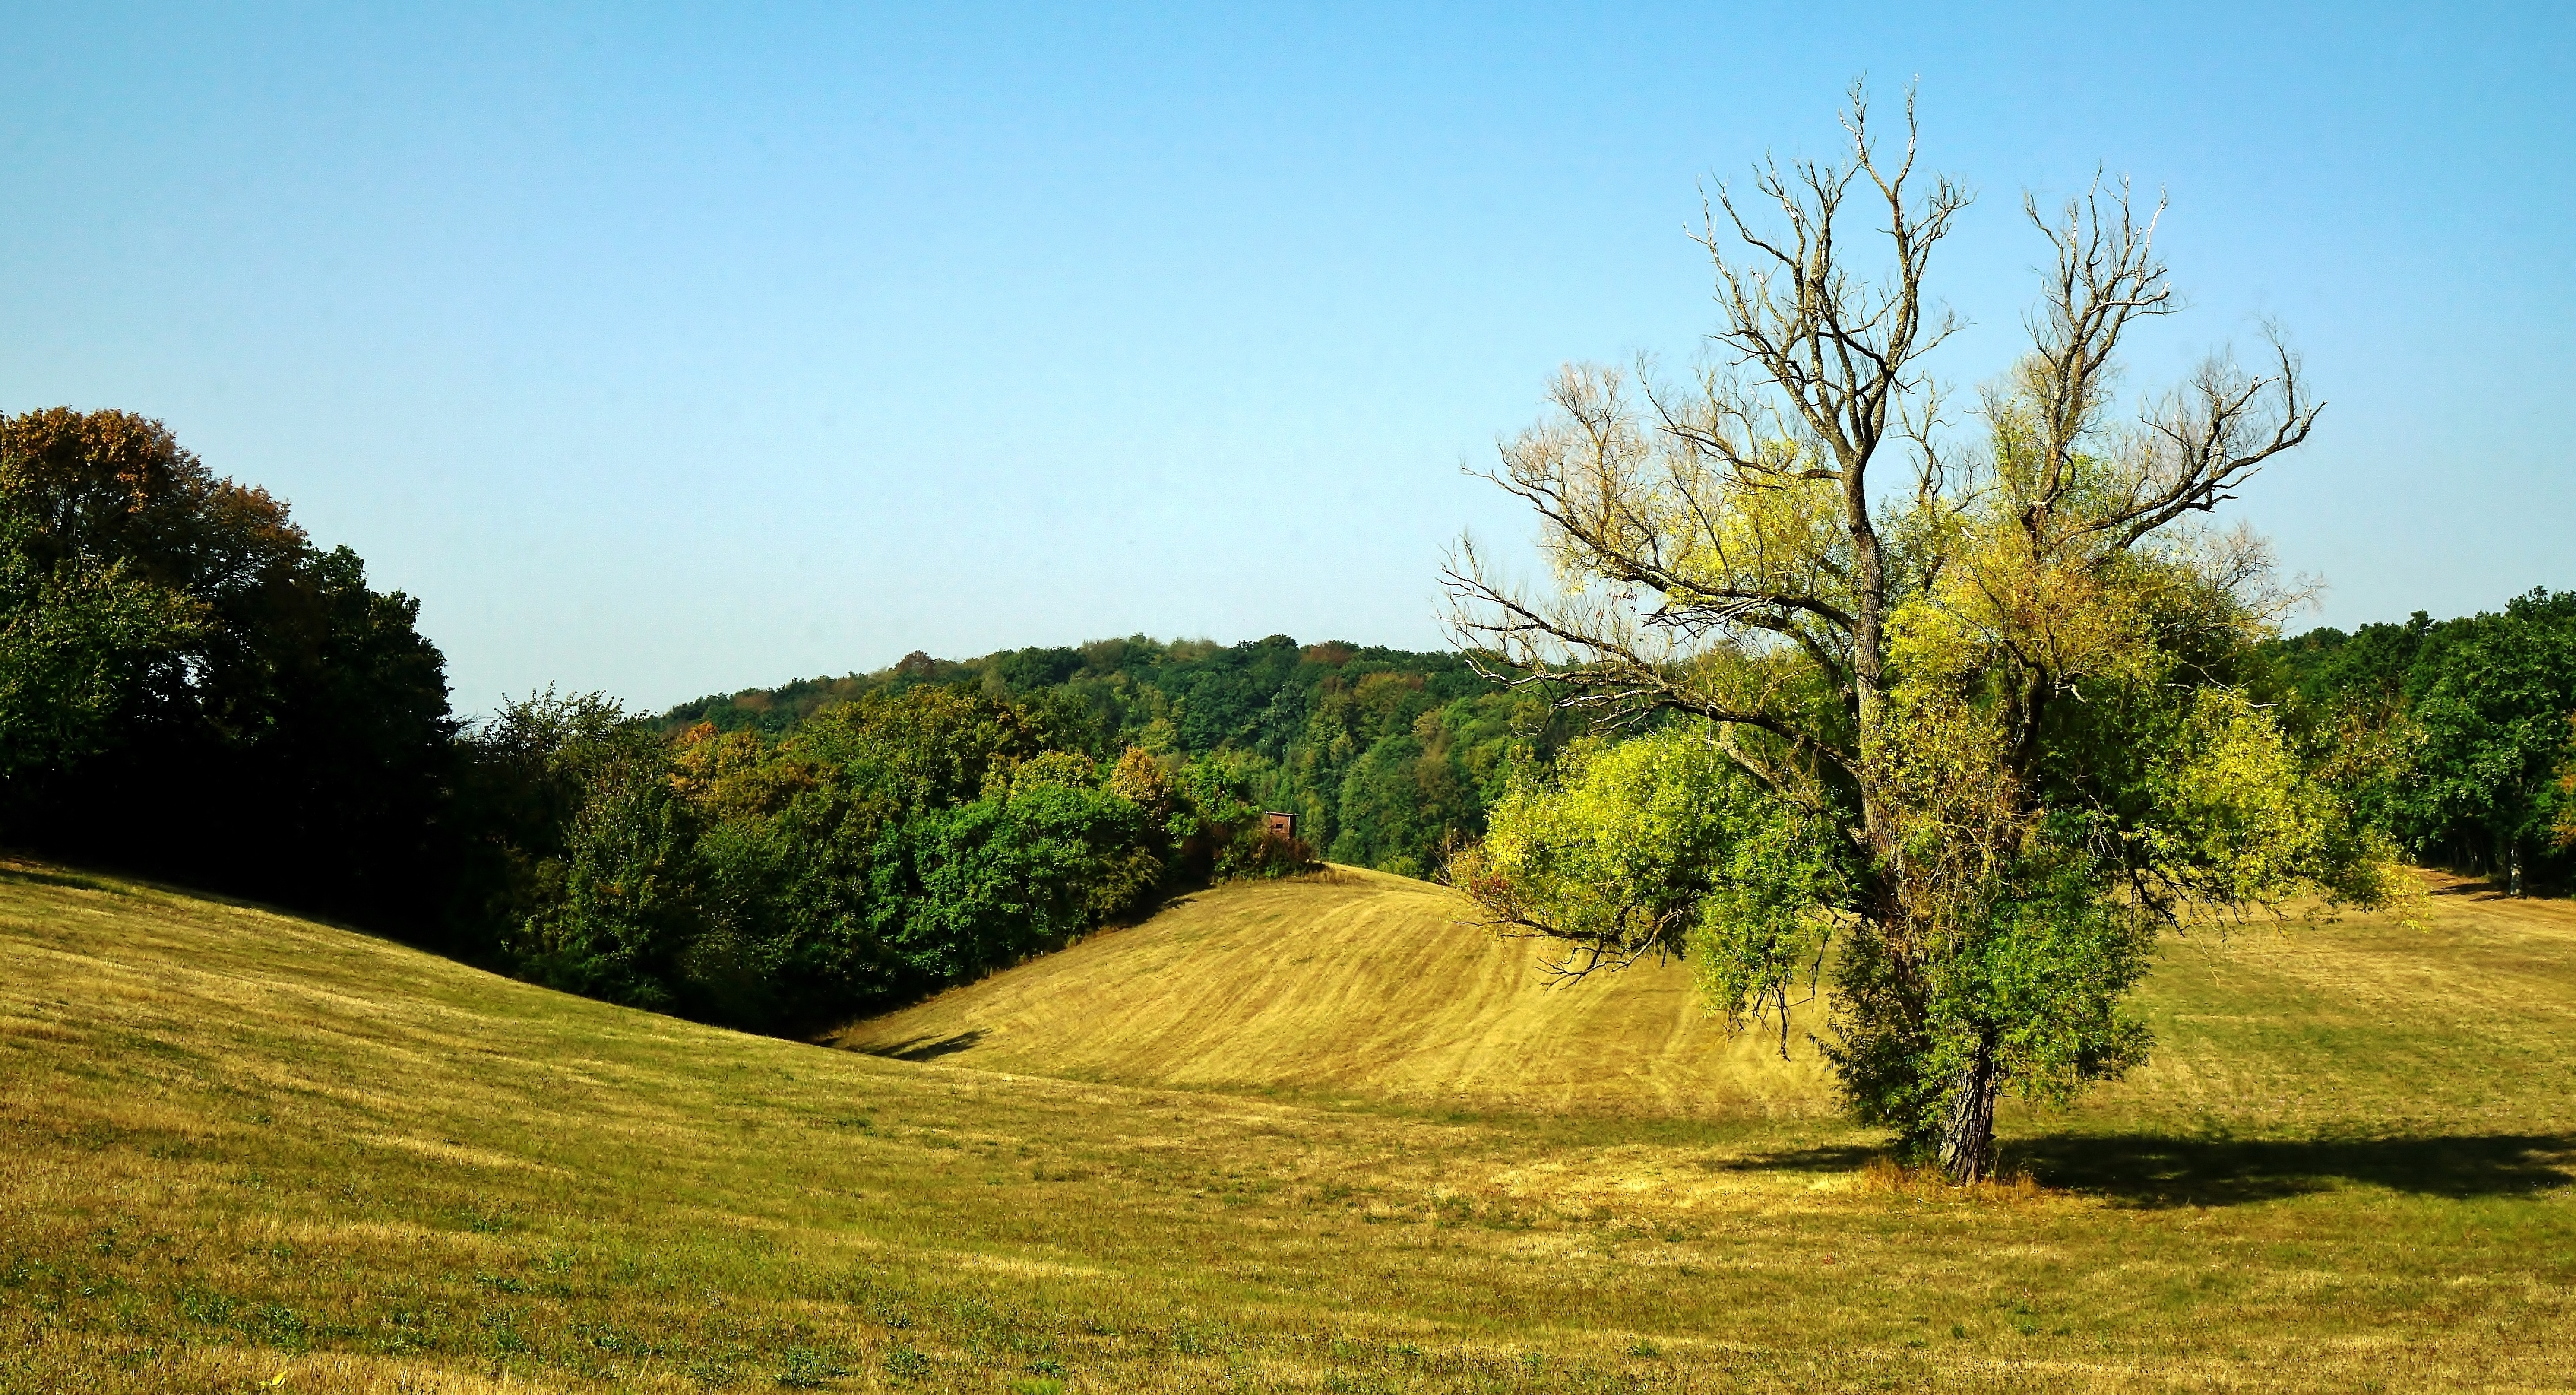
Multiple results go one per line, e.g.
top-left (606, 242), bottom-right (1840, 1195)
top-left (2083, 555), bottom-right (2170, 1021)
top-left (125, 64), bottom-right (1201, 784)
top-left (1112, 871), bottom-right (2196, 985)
top-left (2266, 589), bottom-right (2576, 893)
top-left (666, 636), bottom-right (1554, 878)
top-left (2, 406), bottom-right (2570, 1036)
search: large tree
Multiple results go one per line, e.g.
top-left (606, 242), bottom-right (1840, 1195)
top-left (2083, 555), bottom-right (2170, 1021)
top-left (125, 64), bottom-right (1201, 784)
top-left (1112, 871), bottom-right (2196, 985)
top-left (1443, 89), bottom-right (2399, 1181)
top-left (0, 408), bottom-right (456, 929)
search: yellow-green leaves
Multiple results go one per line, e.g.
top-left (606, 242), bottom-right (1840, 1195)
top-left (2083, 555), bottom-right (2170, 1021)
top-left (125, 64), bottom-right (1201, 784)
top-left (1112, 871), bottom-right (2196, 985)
top-left (2138, 687), bottom-right (2413, 917)
top-left (1448, 146), bottom-right (2355, 1175)
top-left (1456, 728), bottom-right (1743, 966)
top-left (1454, 723), bottom-right (1845, 1027)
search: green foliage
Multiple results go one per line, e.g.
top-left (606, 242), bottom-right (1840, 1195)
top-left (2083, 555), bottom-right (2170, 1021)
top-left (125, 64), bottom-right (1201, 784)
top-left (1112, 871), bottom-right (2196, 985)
top-left (0, 496), bottom-right (199, 777)
top-left (1453, 317), bottom-right (2401, 1176)
top-left (665, 634), bottom-right (1555, 880)
top-left (1846, 528), bottom-right (2398, 1157)
top-left (1830, 844), bottom-right (2153, 1148)
top-left (480, 682), bottom-right (1310, 1031)
top-left (1457, 726), bottom-right (1840, 1011)
top-left (0, 407), bottom-right (458, 930)
top-left (2394, 594), bottom-right (2576, 880)
top-left (902, 782), bottom-right (1162, 979)
top-left (450, 688), bottom-right (656, 950)
top-left (2127, 688), bottom-right (2398, 910)
top-left (2270, 589), bottom-right (2576, 889)
top-left (1464, 723), bottom-right (1883, 1105)
top-left (1465, 530), bottom-right (2396, 1164)
top-left (519, 749), bottom-right (706, 1011)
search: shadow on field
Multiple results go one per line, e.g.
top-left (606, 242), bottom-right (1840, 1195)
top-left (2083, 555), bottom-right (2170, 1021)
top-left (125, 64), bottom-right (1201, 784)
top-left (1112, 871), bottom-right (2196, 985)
top-left (1709, 1134), bottom-right (2576, 1208)
top-left (858, 1029), bottom-right (989, 1062)
top-left (2011, 1132), bottom-right (2576, 1208)
top-left (1707, 1144), bottom-right (1883, 1175)
top-left (0, 861), bottom-right (117, 893)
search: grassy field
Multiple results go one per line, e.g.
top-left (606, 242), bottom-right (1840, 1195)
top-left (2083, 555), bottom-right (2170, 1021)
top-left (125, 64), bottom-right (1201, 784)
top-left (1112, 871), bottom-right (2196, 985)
top-left (831, 867), bottom-right (1832, 1117)
top-left (2, 860), bottom-right (2571, 1392)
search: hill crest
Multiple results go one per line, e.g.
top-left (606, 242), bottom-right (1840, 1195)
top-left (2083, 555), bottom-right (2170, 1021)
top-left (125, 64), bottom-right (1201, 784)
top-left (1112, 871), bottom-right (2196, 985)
top-left (829, 866), bottom-right (1837, 1117)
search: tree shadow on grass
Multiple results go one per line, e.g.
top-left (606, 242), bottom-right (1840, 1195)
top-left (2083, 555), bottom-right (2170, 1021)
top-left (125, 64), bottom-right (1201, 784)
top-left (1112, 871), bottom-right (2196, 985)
top-left (1704, 1144), bottom-right (1884, 1176)
top-left (2011, 1131), bottom-right (2576, 1208)
top-left (854, 1029), bottom-right (989, 1062)
top-left (1708, 1133), bottom-right (2576, 1208)
top-left (0, 862), bottom-right (116, 893)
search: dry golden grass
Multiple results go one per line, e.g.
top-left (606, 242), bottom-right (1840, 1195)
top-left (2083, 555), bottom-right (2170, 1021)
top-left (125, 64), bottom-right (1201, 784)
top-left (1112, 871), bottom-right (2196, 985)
top-left (830, 867), bottom-right (1834, 1117)
top-left (2, 859), bottom-right (2572, 1393)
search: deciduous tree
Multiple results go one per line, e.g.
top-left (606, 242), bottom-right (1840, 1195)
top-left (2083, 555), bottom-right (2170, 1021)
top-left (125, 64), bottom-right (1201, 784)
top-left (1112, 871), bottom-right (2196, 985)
top-left (1444, 87), bottom-right (2400, 1180)
top-left (0, 407), bottom-right (456, 926)
top-left (0, 496), bottom-right (199, 777)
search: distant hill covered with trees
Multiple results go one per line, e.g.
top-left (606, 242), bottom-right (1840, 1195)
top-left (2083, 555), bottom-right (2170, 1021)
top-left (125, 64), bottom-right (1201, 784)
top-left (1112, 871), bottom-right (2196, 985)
top-left (5, 404), bottom-right (2571, 1042)
top-left (0, 406), bottom-right (1555, 1037)
top-left (664, 634), bottom-right (1557, 880)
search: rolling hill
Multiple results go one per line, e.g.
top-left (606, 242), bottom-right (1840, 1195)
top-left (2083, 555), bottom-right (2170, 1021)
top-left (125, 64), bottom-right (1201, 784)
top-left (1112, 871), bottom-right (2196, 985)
top-left (830, 867), bottom-right (1835, 1117)
top-left (3, 856), bottom-right (2572, 1392)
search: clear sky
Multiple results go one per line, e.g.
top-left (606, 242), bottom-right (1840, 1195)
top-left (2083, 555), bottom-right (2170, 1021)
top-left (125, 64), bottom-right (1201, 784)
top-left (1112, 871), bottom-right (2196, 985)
top-left (5, 2), bottom-right (2569, 714)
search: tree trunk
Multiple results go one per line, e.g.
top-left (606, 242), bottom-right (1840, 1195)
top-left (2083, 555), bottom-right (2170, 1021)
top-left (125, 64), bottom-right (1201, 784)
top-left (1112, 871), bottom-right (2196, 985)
top-left (1937, 1046), bottom-right (2000, 1184)
top-left (2510, 839), bottom-right (2523, 898)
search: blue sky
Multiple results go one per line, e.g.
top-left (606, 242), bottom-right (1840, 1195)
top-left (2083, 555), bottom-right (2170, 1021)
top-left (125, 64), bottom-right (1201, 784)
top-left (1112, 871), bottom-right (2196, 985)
top-left (5, 3), bottom-right (2570, 713)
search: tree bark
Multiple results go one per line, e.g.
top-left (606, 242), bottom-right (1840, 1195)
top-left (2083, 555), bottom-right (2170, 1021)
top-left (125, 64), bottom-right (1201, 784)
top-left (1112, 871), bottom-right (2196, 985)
top-left (1937, 1044), bottom-right (2000, 1183)
top-left (1846, 453), bottom-right (1893, 864)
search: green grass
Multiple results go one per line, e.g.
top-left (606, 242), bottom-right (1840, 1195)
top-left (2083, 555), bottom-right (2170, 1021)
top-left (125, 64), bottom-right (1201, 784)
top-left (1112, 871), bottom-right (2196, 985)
top-left (1, 859), bottom-right (2570, 1392)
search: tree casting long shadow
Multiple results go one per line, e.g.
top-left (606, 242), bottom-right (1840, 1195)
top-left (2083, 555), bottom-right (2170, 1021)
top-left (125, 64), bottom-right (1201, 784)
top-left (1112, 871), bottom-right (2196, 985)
top-left (2010, 1131), bottom-right (2576, 1208)
top-left (854, 1029), bottom-right (989, 1062)
top-left (1712, 1132), bottom-right (2575, 1208)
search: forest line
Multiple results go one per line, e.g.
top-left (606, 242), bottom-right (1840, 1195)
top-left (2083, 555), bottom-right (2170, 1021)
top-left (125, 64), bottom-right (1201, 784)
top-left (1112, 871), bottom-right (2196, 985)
top-left (3, 403), bottom-right (2572, 1039)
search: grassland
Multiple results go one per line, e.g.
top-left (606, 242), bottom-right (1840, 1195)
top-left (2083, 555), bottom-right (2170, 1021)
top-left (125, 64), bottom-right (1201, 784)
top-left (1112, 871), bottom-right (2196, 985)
top-left (831, 867), bottom-right (1832, 1117)
top-left (2, 860), bottom-right (2571, 1392)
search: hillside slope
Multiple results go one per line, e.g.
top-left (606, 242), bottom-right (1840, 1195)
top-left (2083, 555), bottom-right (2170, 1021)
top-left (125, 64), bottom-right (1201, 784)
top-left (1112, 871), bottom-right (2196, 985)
top-left (830, 867), bottom-right (1837, 1116)
top-left (4, 858), bottom-right (2573, 1392)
